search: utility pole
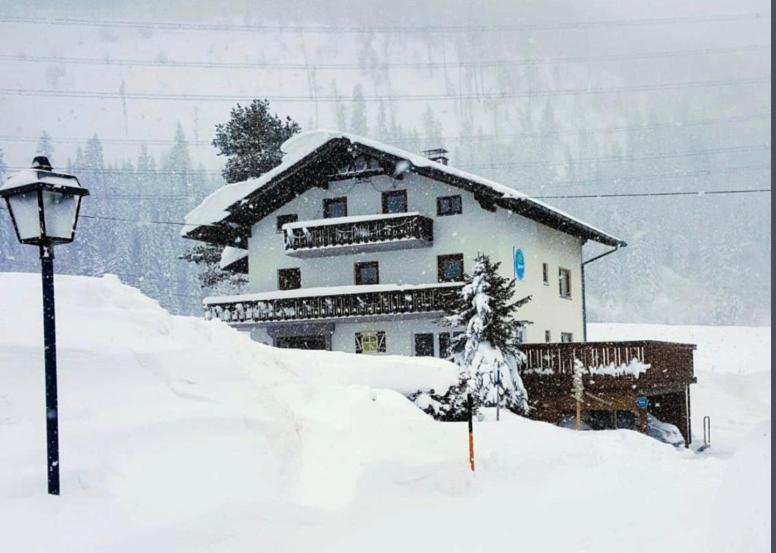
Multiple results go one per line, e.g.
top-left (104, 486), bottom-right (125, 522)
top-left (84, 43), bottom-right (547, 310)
top-left (467, 393), bottom-right (475, 471)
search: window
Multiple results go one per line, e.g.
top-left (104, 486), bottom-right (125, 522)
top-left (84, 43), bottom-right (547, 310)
top-left (382, 190), bottom-right (408, 214)
top-left (276, 213), bottom-right (298, 233)
top-left (278, 268), bottom-right (301, 290)
top-left (355, 330), bottom-right (386, 354)
top-left (354, 261), bottom-right (379, 285)
top-left (559, 268), bottom-right (572, 298)
top-left (542, 263), bottom-right (549, 285)
top-left (516, 327), bottom-right (526, 344)
top-left (545, 330), bottom-right (551, 343)
top-left (437, 195), bottom-right (462, 216)
top-left (438, 333), bottom-right (451, 359)
top-left (323, 197), bottom-right (347, 218)
top-left (414, 333), bottom-right (435, 356)
top-left (561, 332), bottom-right (574, 343)
top-left (437, 254), bottom-right (464, 282)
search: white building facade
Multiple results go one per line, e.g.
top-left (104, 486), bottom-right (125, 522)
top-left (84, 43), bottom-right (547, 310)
top-left (183, 131), bottom-right (625, 358)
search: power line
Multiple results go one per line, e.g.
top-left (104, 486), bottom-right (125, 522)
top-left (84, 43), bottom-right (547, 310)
top-left (1, 45), bottom-right (766, 71)
top-left (1, 186), bottom-right (770, 229)
top-left (4, 145), bottom-right (769, 176)
top-left (0, 77), bottom-right (766, 103)
top-left (534, 188), bottom-right (771, 199)
top-left (0, 112), bottom-right (768, 148)
top-left (0, 13), bottom-right (765, 34)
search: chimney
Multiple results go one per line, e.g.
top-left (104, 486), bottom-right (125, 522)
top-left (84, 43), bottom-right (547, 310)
top-left (422, 147), bottom-right (449, 166)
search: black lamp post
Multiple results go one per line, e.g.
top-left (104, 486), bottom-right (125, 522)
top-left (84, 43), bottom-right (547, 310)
top-left (0, 156), bottom-right (89, 495)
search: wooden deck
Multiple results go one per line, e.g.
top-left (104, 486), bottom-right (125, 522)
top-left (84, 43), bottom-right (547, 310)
top-left (519, 341), bottom-right (697, 446)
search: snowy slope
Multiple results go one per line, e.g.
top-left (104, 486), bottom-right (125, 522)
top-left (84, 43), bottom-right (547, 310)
top-left (0, 273), bottom-right (769, 552)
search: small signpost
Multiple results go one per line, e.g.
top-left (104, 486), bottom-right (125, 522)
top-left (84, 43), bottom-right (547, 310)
top-left (636, 395), bottom-right (649, 434)
top-left (467, 393), bottom-right (475, 471)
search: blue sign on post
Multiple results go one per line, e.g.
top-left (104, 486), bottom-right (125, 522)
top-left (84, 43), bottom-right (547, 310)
top-left (513, 248), bottom-right (525, 280)
top-left (635, 396), bottom-right (648, 409)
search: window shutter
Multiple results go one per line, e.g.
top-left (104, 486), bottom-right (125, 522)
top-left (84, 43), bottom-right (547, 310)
top-left (355, 332), bottom-right (363, 354)
top-left (377, 331), bottom-right (386, 352)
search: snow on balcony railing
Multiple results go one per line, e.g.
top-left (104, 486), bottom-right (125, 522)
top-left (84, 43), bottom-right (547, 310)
top-left (282, 212), bottom-right (433, 253)
top-left (204, 282), bottom-right (462, 324)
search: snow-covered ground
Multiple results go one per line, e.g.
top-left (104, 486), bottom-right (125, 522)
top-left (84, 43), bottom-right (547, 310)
top-left (0, 273), bottom-right (769, 552)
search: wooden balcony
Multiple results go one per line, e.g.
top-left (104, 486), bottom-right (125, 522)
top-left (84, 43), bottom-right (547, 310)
top-left (519, 341), bottom-right (697, 445)
top-left (282, 212), bottom-right (433, 257)
top-left (204, 282), bottom-right (462, 325)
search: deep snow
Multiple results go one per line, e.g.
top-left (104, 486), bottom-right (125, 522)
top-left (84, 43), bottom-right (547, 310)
top-left (0, 273), bottom-right (769, 552)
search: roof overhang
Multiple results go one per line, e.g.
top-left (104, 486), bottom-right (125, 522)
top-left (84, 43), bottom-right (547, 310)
top-left (183, 133), bottom-right (625, 248)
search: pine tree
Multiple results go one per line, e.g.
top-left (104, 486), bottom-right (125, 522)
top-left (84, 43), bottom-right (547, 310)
top-left (444, 254), bottom-right (532, 416)
top-left (186, 101), bottom-right (300, 292)
top-left (212, 98), bottom-right (301, 184)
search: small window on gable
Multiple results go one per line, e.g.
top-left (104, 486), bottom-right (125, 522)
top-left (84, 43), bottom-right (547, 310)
top-left (355, 330), bottom-right (386, 354)
top-left (276, 214), bottom-right (298, 233)
top-left (323, 197), bottom-right (348, 219)
top-left (542, 263), bottom-right (549, 285)
top-left (382, 190), bottom-right (408, 214)
top-left (559, 268), bottom-right (572, 298)
top-left (438, 254), bottom-right (464, 282)
top-left (561, 332), bottom-right (574, 343)
top-left (355, 261), bottom-right (379, 285)
top-left (437, 195), bottom-right (462, 216)
top-left (545, 330), bottom-right (552, 343)
top-left (278, 268), bottom-right (301, 290)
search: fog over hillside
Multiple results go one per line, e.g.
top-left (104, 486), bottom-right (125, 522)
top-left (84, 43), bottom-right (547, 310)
top-left (0, 0), bottom-right (770, 325)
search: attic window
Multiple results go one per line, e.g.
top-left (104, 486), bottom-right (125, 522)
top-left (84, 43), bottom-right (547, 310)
top-left (323, 197), bottom-right (347, 218)
top-left (437, 195), bottom-right (462, 216)
top-left (382, 190), bottom-right (407, 214)
top-left (276, 214), bottom-right (298, 233)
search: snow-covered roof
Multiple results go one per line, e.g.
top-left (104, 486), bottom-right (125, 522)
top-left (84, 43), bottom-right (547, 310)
top-left (204, 281), bottom-right (462, 305)
top-left (219, 246), bottom-right (248, 270)
top-left (183, 130), bottom-right (625, 247)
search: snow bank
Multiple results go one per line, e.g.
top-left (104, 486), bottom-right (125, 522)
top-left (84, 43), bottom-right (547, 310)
top-left (0, 274), bottom-right (769, 552)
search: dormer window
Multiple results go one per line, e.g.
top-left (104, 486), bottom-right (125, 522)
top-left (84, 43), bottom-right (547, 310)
top-left (382, 190), bottom-right (407, 214)
top-left (323, 197), bottom-right (347, 218)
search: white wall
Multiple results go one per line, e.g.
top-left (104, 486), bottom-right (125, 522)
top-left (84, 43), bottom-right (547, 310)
top-left (247, 171), bottom-right (585, 343)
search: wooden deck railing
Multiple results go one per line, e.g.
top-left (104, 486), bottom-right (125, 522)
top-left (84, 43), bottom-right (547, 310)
top-left (283, 213), bottom-right (433, 253)
top-left (204, 283), bottom-right (462, 325)
top-left (519, 341), bottom-right (696, 389)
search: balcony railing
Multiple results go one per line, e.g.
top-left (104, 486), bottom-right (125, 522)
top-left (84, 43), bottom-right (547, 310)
top-left (519, 341), bottom-right (696, 390)
top-left (282, 212), bottom-right (433, 257)
top-left (204, 282), bottom-right (462, 325)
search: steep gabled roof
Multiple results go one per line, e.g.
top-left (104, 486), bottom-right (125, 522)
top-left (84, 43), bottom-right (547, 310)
top-left (182, 130), bottom-right (625, 248)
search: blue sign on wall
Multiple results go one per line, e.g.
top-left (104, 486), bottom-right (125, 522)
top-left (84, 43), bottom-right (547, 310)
top-left (636, 396), bottom-right (648, 409)
top-left (513, 248), bottom-right (525, 280)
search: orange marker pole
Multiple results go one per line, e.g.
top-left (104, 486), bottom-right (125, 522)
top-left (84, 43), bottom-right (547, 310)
top-left (467, 393), bottom-right (475, 471)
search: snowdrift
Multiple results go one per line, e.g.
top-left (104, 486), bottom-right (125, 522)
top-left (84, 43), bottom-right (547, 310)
top-left (0, 273), bottom-right (769, 553)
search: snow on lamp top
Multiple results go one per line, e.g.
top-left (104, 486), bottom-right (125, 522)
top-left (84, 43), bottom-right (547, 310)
top-left (0, 156), bottom-right (89, 246)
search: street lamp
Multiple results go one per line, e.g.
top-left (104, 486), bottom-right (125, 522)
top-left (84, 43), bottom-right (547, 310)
top-left (0, 155), bottom-right (89, 495)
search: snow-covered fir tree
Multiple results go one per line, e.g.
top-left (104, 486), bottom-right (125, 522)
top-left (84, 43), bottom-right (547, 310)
top-left (444, 254), bottom-right (532, 416)
top-left (411, 254), bottom-right (532, 421)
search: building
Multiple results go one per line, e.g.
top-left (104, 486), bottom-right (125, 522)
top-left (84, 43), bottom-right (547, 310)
top-left (183, 130), bottom-right (625, 353)
top-left (183, 130), bottom-right (696, 445)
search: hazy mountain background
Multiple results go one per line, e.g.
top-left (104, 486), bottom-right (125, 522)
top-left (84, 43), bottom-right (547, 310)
top-left (0, 0), bottom-right (770, 326)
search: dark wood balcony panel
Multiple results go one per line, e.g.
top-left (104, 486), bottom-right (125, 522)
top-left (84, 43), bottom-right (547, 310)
top-left (204, 283), bottom-right (462, 325)
top-left (519, 341), bottom-right (696, 394)
top-left (282, 213), bottom-right (433, 257)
